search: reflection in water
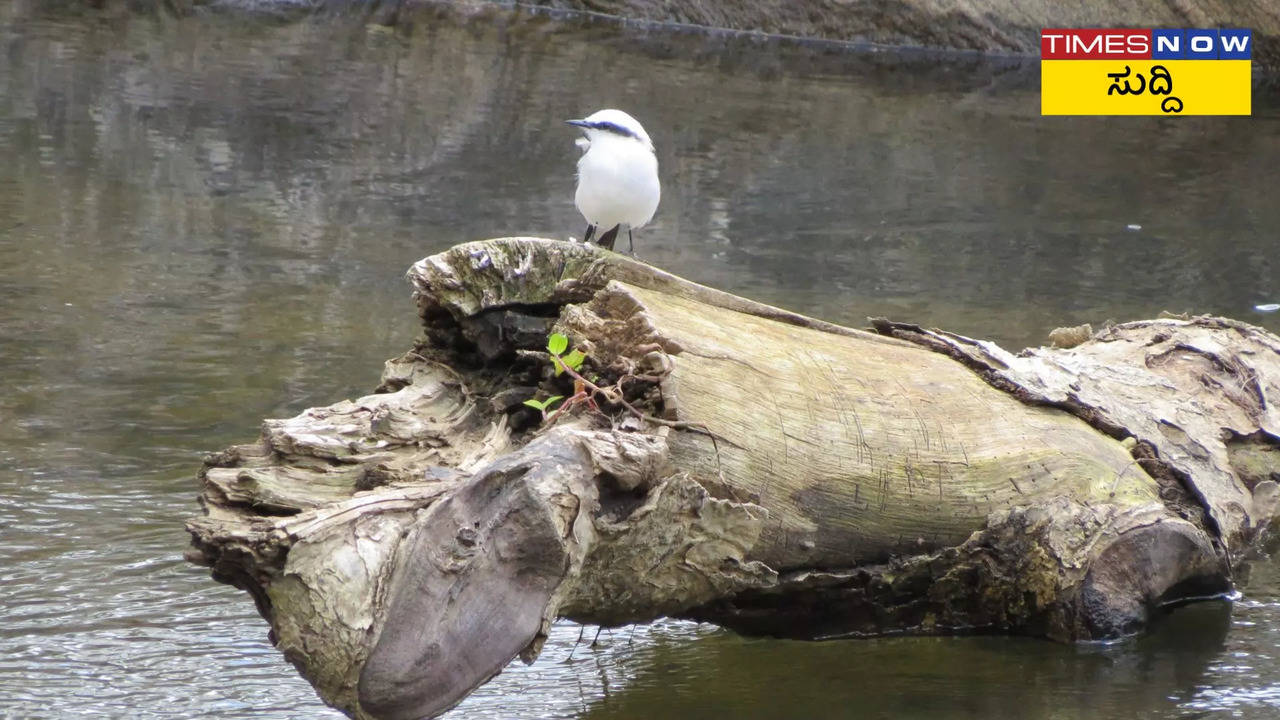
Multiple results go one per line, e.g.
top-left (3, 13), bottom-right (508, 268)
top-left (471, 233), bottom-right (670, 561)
top-left (1, 3), bottom-right (1278, 719)
top-left (573, 603), bottom-right (1232, 720)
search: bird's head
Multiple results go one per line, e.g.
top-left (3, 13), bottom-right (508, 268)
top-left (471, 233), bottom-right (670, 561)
top-left (566, 109), bottom-right (654, 152)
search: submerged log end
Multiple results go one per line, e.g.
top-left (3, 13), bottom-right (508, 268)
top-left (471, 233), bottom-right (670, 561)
top-left (683, 499), bottom-right (1229, 643)
top-left (1077, 517), bottom-right (1229, 638)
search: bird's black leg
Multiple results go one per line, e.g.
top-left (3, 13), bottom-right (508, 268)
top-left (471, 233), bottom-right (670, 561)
top-left (582, 224), bottom-right (596, 244)
top-left (598, 224), bottom-right (620, 251)
top-left (627, 228), bottom-right (634, 255)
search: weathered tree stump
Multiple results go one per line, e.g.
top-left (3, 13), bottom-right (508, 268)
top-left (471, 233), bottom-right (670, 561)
top-left (186, 237), bottom-right (1280, 720)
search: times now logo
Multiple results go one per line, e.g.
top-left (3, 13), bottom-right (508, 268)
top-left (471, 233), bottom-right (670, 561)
top-left (1041, 29), bottom-right (1252, 59)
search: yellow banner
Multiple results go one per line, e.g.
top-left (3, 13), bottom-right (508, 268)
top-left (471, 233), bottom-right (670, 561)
top-left (1041, 60), bottom-right (1251, 116)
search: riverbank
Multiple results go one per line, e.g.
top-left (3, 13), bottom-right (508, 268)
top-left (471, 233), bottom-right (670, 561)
top-left (214, 0), bottom-right (1279, 74)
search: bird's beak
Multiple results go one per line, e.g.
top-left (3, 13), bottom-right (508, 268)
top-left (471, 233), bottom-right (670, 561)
top-left (565, 119), bottom-right (591, 129)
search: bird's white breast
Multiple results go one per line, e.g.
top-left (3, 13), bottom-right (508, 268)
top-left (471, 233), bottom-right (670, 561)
top-left (574, 135), bottom-right (660, 230)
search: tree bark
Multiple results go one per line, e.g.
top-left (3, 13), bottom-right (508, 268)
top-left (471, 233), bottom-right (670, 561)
top-left (186, 237), bottom-right (1280, 720)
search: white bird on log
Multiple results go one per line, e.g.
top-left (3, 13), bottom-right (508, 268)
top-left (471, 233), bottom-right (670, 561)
top-left (566, 109), bottom-right (661, 254)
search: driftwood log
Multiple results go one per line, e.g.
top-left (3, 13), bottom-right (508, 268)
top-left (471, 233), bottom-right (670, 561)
top-left (186, 237), bottom-right (1280, 720)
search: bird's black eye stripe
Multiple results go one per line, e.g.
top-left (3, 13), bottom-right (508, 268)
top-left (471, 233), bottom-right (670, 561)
top-left (591, 121), bottom-right (637, 139)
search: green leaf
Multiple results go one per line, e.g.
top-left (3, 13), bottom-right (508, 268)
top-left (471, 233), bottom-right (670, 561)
top-left (523, 395), bottom-right (565, 412)
top-left (552, 356), bottom-right (566, 376)
top-left (547, 333), bottom-right (568, 356)
top-left (562, 349), bottom-right (586, 371)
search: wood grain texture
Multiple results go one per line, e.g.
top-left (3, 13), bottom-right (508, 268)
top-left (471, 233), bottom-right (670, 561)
top-left (573, 281), bottom-right (1159, 570)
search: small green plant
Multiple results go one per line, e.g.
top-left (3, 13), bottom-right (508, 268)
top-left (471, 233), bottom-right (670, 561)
top-left (522, 333), bottom-right (585, 418)
top-left (547, 333), bottom-right (586, 376)
top-left (521, 394), bottom-right (564, 413)
top-left (520, 331), bottom-right (726, 479)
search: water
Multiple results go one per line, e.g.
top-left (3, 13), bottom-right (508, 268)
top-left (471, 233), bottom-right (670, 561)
top-left (2, 3), bottom-right (1279, 718)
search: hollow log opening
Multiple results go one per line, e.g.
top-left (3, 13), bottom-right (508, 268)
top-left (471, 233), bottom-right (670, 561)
top-left (187, 237), bottom-right (1280, 720)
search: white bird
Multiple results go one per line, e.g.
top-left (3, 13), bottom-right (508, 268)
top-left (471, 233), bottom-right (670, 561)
top-left (565, 109), bottom-right (661, 254)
